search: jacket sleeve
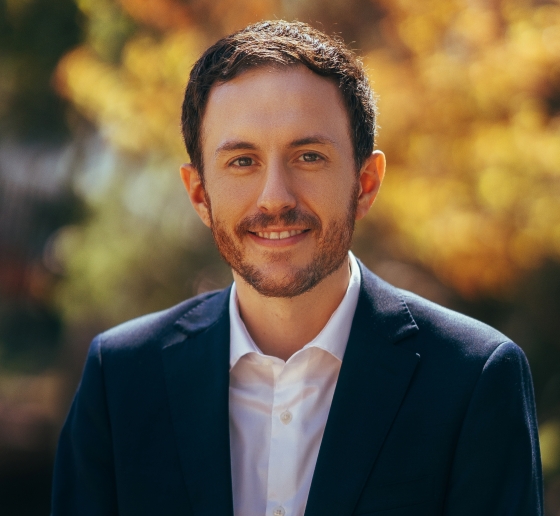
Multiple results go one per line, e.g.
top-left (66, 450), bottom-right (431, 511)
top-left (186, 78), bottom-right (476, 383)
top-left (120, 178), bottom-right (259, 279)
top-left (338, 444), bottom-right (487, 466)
top-left (443, 341), bottom-right (544, 516)
top-left (52, 336), bottom-right (119, 516)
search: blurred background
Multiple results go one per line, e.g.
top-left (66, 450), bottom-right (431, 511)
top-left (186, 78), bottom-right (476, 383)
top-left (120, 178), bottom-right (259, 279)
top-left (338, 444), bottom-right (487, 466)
top-left (0, 0), bottom-right (559, 513)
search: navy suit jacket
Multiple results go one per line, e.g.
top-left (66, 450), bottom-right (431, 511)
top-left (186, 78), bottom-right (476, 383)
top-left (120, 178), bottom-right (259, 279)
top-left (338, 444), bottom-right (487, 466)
top-left (52, 263), bottom-right (543, 515)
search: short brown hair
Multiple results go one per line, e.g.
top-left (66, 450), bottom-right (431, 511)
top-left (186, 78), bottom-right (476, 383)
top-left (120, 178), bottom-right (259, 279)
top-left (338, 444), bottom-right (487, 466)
top-left (181, 20), bottom-right (377, 177)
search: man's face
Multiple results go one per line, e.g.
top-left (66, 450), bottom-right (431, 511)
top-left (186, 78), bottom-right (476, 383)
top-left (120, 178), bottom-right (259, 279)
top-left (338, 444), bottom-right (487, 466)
top-left (190, 66), bottom-right (371, 297)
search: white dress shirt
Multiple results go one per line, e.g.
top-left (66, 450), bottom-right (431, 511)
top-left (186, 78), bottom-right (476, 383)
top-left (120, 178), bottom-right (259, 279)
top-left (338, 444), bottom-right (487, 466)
top-left (229, 252), bottom-right (361, 516)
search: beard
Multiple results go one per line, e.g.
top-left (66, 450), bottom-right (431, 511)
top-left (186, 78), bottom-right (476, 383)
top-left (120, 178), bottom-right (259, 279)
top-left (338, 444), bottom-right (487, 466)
top-left (207, 182), bottom-right (359, 298)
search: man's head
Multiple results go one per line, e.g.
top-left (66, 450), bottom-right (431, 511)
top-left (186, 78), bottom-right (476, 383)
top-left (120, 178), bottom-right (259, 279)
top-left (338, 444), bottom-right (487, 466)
top-left (180, 21), bottom-right (385, 298)
top-left (181, 20), bottom-right (377, 178)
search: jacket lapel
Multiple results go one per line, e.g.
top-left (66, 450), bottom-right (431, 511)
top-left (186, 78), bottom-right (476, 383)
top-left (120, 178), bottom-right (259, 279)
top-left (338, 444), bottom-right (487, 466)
top-left (305, 264), bottom-right (421, 516)
top-left (161, 289), bottom-right (234, 516)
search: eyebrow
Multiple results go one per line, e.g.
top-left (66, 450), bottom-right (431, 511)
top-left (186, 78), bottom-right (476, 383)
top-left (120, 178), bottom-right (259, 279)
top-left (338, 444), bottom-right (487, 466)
top-left (214, 134), bottom-right (338, 158)
top-left (215, 140), bottom-right (258, 157)
top-left (288, 135), bottom-right (337, 148)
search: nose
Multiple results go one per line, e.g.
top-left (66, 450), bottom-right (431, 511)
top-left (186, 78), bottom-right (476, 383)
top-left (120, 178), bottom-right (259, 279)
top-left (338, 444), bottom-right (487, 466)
top-left (256, 160), bottom-right (297, 214)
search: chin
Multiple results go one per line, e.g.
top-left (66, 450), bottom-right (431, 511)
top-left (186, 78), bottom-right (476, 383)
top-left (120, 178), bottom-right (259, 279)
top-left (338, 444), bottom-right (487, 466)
top-left (237, 260), bottom-right (342, 299)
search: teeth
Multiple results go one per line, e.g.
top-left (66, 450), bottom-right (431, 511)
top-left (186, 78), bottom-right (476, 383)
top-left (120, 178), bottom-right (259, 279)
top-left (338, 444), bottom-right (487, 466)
top-left (255, 229), bottom-right (304, 239)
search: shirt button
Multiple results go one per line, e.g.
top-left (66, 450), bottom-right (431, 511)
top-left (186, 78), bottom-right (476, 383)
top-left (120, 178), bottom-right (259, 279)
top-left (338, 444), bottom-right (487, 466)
top-left (280, 410), bottom-right (292, 425)
top-left (273, 507), bottom-right (285, 516)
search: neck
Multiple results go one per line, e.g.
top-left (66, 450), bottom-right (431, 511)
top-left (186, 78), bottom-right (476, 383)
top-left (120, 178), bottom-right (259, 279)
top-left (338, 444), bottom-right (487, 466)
top-left (233, 256), bottom-right (351, 361)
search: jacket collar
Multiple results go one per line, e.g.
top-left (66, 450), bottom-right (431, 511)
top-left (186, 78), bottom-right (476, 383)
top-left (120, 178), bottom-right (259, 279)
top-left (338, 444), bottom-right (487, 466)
top-left (162, 287), bottom-right (234, 516)
top-left (173, 286), bottom-right (231, 335)
top-left (304, 262), bottom-right (420, 516)
top-left (163, 262), bottom-right (420, 516)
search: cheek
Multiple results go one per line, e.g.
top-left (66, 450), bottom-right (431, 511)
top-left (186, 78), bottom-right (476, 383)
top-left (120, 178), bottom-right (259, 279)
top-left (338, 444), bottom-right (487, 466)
top-left (303, 179), bottom-right (356, 218)
top-left (206, 184), bottom-right (252, 224)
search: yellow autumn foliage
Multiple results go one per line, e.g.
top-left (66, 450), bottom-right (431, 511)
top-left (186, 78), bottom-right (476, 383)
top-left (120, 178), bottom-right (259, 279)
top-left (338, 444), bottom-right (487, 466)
top-left (54, 0), bottom-right (560, 320)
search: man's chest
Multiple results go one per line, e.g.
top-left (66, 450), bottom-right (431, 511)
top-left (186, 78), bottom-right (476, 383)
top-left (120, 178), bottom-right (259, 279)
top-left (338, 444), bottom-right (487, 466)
top-left (229, 347), bottom-right (342, 516)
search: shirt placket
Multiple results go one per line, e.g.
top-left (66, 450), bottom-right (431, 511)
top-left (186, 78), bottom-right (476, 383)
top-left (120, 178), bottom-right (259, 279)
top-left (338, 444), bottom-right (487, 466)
top-left (265, 353), bottom-right (309, 516)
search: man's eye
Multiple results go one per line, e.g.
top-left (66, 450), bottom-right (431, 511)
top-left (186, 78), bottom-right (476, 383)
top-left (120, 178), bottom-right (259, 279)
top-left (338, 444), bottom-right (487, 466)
top-left (300, 153), bottom-right (322, 163)
top-left (231, 157), bottom-right (254, 167)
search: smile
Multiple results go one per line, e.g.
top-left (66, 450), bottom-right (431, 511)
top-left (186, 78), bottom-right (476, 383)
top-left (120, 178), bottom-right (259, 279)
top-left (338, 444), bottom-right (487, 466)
top-left (253, 229), bottom-right (306, 240)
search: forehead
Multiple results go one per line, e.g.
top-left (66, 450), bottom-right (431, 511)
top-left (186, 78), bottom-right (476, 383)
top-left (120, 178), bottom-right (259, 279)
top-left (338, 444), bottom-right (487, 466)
top-left (200, 65), bottom-right (352, 155)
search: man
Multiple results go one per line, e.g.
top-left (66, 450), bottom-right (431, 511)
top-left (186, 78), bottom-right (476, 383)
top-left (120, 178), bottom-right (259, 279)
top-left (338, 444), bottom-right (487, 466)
top-left (52, 21), bottom-right (543, 516)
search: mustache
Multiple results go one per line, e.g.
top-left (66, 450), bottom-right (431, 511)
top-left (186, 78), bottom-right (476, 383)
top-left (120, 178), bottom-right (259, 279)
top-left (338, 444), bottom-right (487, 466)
top-left (235, 209), bottom-right (322, 237)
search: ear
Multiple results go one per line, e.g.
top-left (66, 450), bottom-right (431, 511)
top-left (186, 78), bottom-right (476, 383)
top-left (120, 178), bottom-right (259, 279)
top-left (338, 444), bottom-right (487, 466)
top-left (180, 163), bottom-right (211, 227)
top-left (355, 150), bottom-right (385, 221)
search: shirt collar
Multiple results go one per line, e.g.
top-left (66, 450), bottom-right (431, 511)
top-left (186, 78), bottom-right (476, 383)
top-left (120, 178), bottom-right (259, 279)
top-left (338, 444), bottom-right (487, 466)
top-left (229, 251), bottom-right (361, 369)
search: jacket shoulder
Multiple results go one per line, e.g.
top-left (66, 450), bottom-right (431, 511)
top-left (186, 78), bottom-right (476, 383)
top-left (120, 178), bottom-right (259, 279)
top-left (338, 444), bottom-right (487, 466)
top-left (96, 288), bottom-right (230, 354)
top-left (359, 262), bottom-right (511, 357)
top-left (398, 287), bottom-right (515, 362)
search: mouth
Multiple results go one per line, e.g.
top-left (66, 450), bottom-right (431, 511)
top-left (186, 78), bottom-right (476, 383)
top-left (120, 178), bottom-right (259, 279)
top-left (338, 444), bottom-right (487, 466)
top-left (251, 229), bottom-right (308, 240)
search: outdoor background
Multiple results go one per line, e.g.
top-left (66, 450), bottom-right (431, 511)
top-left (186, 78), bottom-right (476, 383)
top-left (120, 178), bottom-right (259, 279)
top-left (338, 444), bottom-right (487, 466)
top-left (1, 0), bottom-right (559, 513)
